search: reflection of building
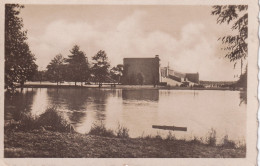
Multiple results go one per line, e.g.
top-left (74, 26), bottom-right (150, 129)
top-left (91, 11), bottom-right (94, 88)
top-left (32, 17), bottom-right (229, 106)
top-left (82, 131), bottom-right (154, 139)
top-left (160, 66), bottom-right (199, 86)
top-left (123, 55), bottom-right (160, 85)
top-left (122, 89), bottom-right (159, 101)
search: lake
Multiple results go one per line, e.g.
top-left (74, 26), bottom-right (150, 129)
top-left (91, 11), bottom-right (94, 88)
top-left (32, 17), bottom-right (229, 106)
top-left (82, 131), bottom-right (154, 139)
top-left (5, 88), bottom-right (246, 144)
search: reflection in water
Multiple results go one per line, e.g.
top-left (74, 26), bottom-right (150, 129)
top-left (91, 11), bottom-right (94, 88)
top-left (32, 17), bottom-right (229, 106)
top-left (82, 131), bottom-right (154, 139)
top-left (67, 111), bottom-right (86, 126)
top-left (122, 89), bottom-right (159, 101)
top-left (91, 89), bottom-right (109, 121)
top-left (46, 88), bottom-right (112, 125)
top-left (47, 88), bottom-right (88, 110)
top-left (239, 91), bottom-right (247, 105)
top-left (5, 88), bottom-right (37, 121)
top-left (5, 88), bottom-right (246, 143)
top-left (46, 88), bottom-right (88, 125)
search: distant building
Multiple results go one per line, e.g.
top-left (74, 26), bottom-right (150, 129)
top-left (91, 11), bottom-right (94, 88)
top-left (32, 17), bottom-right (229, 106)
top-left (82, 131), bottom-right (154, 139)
top-left (186, 73), bottom-right (199, 84)
top-left (199, 80), bottom-right (235, 88)
top-left (122, 55), bottom-right (160, 85)
top-left (160, 67), bottom-right (199, 86)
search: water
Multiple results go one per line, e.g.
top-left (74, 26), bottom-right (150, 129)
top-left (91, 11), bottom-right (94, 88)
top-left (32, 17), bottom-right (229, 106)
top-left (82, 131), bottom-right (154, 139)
top-left (5, 88), bottom-right (246, 143)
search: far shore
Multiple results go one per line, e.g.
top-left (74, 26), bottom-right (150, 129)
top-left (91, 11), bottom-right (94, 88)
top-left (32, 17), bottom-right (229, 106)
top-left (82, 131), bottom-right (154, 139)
top-left (11, 81), bottom-right (241, 91)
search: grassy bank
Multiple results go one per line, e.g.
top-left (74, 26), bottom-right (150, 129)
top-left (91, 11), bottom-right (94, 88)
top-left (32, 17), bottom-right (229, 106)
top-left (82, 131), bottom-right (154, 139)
top-left (4, 108), bottom-right (246, 158)
top-left (5, 130), bottom-right (245, 158)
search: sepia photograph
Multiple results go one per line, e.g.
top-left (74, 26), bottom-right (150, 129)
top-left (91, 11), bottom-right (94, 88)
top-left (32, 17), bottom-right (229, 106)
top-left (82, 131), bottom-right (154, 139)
top-left (1, 0), bottom-right (258, 164)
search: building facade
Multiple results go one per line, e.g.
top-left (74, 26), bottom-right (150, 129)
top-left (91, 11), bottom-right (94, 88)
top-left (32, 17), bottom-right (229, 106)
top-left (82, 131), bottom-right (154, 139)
top-left (123, 56), bottom-right (160, 85)
top-left (186, 73), bottom-right (199, 84)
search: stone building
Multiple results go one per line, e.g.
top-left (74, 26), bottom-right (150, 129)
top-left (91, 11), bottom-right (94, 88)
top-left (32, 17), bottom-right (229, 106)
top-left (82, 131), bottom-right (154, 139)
top-left (122, 55), bottom-right (160, 85)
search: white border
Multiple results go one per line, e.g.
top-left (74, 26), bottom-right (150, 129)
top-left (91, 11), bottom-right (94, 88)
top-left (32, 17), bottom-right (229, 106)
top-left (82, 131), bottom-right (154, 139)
top-left (0, 0), bottom-right (258, 165)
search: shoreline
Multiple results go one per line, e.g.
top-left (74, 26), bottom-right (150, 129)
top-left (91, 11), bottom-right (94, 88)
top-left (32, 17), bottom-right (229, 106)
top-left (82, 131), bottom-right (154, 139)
top-left (10, 82), bottom-right (241, 91)
top-left (4, 107), bottom-right (246, 158)
top-left (4, 129), bottom-right (246, 158)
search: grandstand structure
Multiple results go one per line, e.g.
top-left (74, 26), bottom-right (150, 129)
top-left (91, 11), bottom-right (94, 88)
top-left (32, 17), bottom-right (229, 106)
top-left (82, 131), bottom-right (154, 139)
top-left (160, 66), bottom-right (199, 86)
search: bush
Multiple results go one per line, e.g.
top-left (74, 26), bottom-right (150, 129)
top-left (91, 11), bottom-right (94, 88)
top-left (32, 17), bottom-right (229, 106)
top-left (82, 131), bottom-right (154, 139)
top-left (18, 112), bottom-right (39, 130)
top-left (6, 107), bottom-right (71, 132)
top-left (88, 122), bottom-right (115, 137)
top-left (37, 107), bottom-right (70, 132)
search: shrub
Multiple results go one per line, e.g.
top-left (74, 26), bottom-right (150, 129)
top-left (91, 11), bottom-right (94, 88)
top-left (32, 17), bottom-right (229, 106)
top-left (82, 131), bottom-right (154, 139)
top-left (88, 122), bottom-right (115, 137)
top-left (37, 107), bottom-right (70, 132)
top-left (6, 107), bottom-right (71, 132)
top-left (18, 112), bottom-right (39, 130)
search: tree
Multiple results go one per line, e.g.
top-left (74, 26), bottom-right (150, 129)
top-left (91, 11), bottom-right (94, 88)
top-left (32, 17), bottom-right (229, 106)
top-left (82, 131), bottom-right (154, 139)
top-left (92, 50), bottom-right (110, 87)
top-left (46, 54), bottom-right (65, 85)
top-left (31, 70), bottom-right (47, 82)
top-left (110, 64), bottom-right (123, 84)
top-left (66, 45), bottom-right (89, 86)
top-left (236, 65), bottom-right (247, 89)
top-left (212, 5), bottom-right (248, 71)
top-left (5, 4), bottom-right (38, 89)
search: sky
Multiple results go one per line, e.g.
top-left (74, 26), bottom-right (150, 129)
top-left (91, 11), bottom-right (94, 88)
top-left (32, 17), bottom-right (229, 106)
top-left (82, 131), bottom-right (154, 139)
top-left (19, 5), bottom-right (243, 81)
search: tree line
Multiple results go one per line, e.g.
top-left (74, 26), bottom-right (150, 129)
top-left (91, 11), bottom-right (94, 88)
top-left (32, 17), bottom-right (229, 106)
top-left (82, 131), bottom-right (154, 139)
top-left (5, 4), bottom-right (124, 90)
top-left (37, 45), bottom-right (124, 87)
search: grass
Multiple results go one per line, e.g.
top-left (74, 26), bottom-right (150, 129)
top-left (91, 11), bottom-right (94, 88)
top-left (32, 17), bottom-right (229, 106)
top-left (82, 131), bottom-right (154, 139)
top-left (116, 124), bottom-right (129, 138)
top-left (4, 130), bottom-right (246, 158)
top-left (189, 136), bottom-right (203, 145)
top-left (221, 135), bottom-right (236, 148)
top-left (88, 122), bottom-right (130, 138)
top-left (206, 128), bottom-right (217, 146)
top-left (88, 122), bottom-right (115, 137)
top-left (5, 112), bottom-right (245, 149)
top-left (165, 131), bottom-right (176, 141)
top-left (154, 132), bottom-right (163, 140)
top-left (4, 108), bottom-right (246, 157)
